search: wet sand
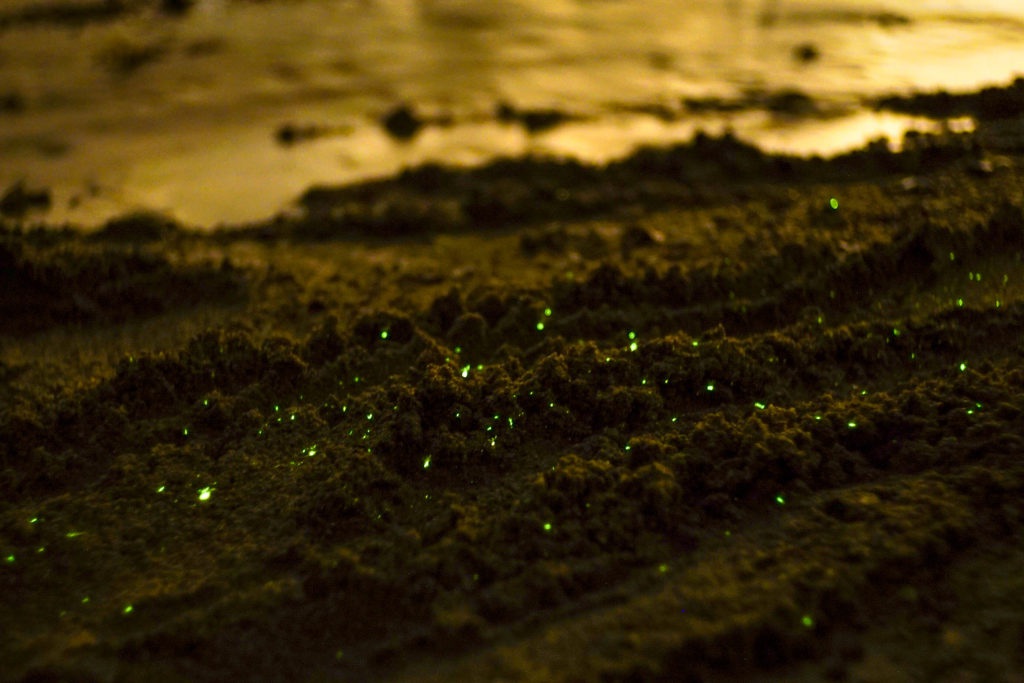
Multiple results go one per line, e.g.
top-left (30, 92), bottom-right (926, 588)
top-left (3, 84), bottom-right (1024, 682)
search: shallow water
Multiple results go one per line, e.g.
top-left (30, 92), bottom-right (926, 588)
top-left (1, 0), bottom-right (1023, 226)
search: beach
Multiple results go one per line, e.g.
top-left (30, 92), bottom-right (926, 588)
top-left (4, 83), bottom-right (1024, 680)
top-left (3, 2), bottom-right (1024, 682)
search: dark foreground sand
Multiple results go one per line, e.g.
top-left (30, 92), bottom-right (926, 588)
top-left (3, 83), bottom-right (1024, 682)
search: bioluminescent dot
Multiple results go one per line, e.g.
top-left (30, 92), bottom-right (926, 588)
top-left (423, 456), bottom-right (431, 469)
top-left (123, 604), bottom-right (134, 615)
top-left (544, 307), bottom-right (552, 317)
top-left (754, 402), bottom-right (766, 410)
top-left (802, 615), bottom-right (814, 628)
top-left (775, 495), bottom-right (786, 505)
top-left (543, 522), bottom-right (552, 532)
top-left (197, 486), bottom-right (214, 502)
top-left (829, 197), bottom-right (839, 210)
top-left (536, 322), bottom-right (545, 331)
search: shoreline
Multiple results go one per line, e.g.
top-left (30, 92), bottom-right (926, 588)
top-left (3, 82), bottom-right (1024, 682)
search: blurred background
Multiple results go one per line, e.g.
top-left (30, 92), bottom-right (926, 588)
top-left (1, 0), bottom-right (1022, 226)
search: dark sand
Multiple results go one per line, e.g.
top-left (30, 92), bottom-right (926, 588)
top-left (3, 82), bottom-right (1024, 682)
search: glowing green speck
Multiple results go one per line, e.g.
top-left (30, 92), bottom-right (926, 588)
top-left (629, 341), bottom-right (638, 352)
top-left (508, 417), bottom-right (514, 428)
top-left (543, 523), bottom-right (552, 532)
top-left (182, 427), bottom-right (189, 437)
top-left (959, 362), bottom-right (967, 372)
top-left (706, 383), bottom-right (715, 392)
top-left (957, 298), bottom-right (964, 307)
top-left (829, 197), bottom-right (839, 210)
top-left (65, 531), bottom-right (84, 539)
top-left (658, 564), bottom-right (669, 573)
top-left (848, 421), bottom-right (857, 428)
top-left (628, 331), bottom-right (636, 340)
top-left (802, 615), bottom-right (814, 628)
top-left (81, 596), bottom-right (89, 604)
top-left (4, 555), bottom-right (14, 564)
top-left (754, 402), bottom-right (766, 410)
top-left (544, 308), bottom-right (552, 317)
top-left (423, 456), bottom-right (431, 469)
top-left (380, 329), bottom-right (389, 339)
top-left (274, 405), bottom-right (280, 412)
top-left (691, 340), bottom-right (699, 347)
top-left (461, 365), bottom-right (470, 379)
top-left (197, 486), bottom-right (214, 502)
top-left (123, 604), bottom-right (133, 615)
top-left (996, 300), bottom-right (1002, 308)
top-left (536, 322), bottom-right (545, 331)
top-left (892, 328), bottom-right (900, 337)
top-left (671, 416), bottom-right (678, 422)
top-left (775, 495), bottom-right (786, 505)
top-left (454, 346), bottom-right (461, 354)
top-left (202, 399), bottom-right (209, 406)
top-left (29, 517), bottom-right (38, 524)
top-left (949, 252), bottom-right (955, 261)
top-left (814, 415), bottom-right (822, 421)
top-left (156, 485), bottom-right (165, 493)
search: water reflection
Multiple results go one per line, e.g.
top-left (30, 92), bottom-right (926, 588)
top-left (1, 0), bottom-right (1022, 226)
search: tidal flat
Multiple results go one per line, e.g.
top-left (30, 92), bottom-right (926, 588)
top-left (3, 83), bottom-right (1024, 682)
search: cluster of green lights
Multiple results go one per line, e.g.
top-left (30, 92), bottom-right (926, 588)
top-left (627, 331), bottom-right (639, 352)
top-left (968, 272), bottom-right (982, 282)
top-left (536, 307), bottom-right (553, 331)
top-left (301, 444), bottom-right (318, 458)
top-left (460, 363), bottom-right (484, 378)
top-left (197, 486), bottom-right (215, 502)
